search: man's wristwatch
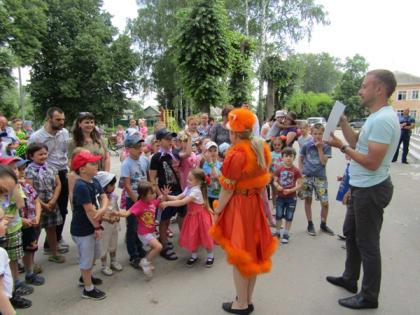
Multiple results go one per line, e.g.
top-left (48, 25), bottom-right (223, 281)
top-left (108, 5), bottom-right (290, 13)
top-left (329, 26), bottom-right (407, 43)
top-left (340, 145), bottom-right (349, 153)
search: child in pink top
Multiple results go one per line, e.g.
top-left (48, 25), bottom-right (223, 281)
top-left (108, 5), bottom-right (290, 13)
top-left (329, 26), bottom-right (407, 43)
top-left (118, 182), bottom-right (170, 279)
top-left (138, 119), bottom-right (148, 139)
top-left (161, 168), bottom-right (214, 268)
top-left (178, 131), bottom-right (197, 189)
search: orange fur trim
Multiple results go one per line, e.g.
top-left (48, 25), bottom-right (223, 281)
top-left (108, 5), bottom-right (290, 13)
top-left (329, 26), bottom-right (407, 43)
top-left (236, 172), bottom-right (271, 190)
top-left (209, 225), bottom-right (278, 278)
top-left (228, 108), bottom-right (256, 132)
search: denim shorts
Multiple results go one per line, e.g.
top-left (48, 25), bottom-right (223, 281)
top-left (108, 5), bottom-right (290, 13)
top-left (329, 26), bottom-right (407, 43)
top-left (72, 234), bottom-right (101, 270)
top-left (300, 175), bottom-right (329, 202)
top-left (276, 197), bottom-right (297, 221)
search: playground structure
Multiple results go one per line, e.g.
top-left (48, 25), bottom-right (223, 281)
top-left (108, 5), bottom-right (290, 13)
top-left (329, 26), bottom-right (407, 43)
top-left (161, 109), bottom-right (180, 132)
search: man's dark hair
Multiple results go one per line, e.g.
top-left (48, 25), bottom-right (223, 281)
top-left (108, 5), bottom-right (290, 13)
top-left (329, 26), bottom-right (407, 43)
top-left (281, 147), bottom-right (296, 157)
top-left (368, 69), bottom-right (397, 98)
top-left (46, 107), bottom-right (64, 118)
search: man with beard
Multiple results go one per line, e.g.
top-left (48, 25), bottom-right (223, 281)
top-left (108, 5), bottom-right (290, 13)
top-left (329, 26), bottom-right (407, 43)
top-left (326, 70), bottom-right (400, 310)
top-left (28, 107), bottom-right (70, 254)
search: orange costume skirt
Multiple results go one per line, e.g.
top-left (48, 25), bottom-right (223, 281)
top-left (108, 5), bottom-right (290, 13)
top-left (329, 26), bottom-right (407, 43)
top-left (210, 188), bottom-right (277, 278)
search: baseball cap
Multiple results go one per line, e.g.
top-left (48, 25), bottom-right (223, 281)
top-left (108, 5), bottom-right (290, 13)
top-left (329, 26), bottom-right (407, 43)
top-left (155, 128), bottom-right (177, 140)
top-left (124, 135), bottom-right (144, 147)
top-left (275, 110), bottom-right (285, 118)
top-left (0, 156), bottom-right (20, 165)
top-left (16, 158), bottom-right (30, 168)
top-left (218, 142), bottom-right (230, 154)
top-left (95, 171), bottom-right (116, 188)
top-left (126, 128), bottom-right (141, 137)
top-left (72, 152), bottom-right (103, 171)
top-left (205, 141), bottom-right (218, 151)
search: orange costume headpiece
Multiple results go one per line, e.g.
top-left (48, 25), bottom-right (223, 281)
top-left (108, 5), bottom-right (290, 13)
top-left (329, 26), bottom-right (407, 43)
top-left (226, 108), bottom-right (256, 132)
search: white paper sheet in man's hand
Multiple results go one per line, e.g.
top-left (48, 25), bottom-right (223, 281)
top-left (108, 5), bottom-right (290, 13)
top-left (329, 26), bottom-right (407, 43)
top-left (322, 101), bottom-right (346, 142)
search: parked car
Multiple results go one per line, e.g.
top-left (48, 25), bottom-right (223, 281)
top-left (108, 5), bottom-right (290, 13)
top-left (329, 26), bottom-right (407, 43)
top-left (307, 117), bottom-right (327, 128)
top-left (349, 118), bottom-right (367, 128)
top-left (296, 119), bottom-right (307, 127)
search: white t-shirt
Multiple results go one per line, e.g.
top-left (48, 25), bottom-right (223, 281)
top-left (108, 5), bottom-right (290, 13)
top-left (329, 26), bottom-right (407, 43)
top-left (0, 248), bottom-right (13, 298)
top-left (183, 185), bottom-right (204, 204)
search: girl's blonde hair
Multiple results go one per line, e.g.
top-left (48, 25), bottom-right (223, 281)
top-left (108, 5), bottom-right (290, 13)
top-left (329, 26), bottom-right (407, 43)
top-left (190, 168), bottom-right (211, 213)
top-left (187, 115), bottom-right (199, 125)
top-left (233, 131), bottom-right (267, 169)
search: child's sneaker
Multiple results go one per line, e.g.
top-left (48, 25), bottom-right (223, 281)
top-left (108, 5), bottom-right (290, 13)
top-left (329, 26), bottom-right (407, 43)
top-left (79, 276), bottom-right (103, 286)
top-left (139, 258), bottom-right (153, 279)
top-left (14, 282), bottom-right (34, 296)
top-left (101, 266), bottom-right (113, 276)
top-left (205, 257), bottom-right (214, 268)
top-left (186, 257), bottom-right (198, 267)
top-left (25, 273), bottom-right (45, 286)
top-left (281, 234), bottom-right (290, 244)
top-left (82, 287), bottom-right (106, 300)
top-left (320, 223), bottom-right (334, 236)
top-left (110, 261), bottom-right (123, 271)
top-left (307, 223), bottom-right (316, 236)
top-left (10, 294), bottom-right (32, 308)
top-left (272, 231), bottom-right (281, 239)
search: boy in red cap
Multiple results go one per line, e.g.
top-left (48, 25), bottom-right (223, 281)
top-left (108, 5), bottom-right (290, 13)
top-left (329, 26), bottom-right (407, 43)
top-left (70, 152), bottom-right (109, 300)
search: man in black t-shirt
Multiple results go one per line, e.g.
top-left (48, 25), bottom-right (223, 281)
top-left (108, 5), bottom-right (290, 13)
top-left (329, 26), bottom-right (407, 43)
top-left (150, 128), bottom-right (186, 261)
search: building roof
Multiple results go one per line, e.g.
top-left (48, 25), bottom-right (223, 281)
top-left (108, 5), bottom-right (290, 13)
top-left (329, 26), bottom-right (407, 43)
top-left (395, 71), bottom-right (420, 86)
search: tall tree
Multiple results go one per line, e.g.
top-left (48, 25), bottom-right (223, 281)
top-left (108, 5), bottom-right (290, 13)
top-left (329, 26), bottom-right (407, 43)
top-left (128, 0), bottom-right (190, 105)
top-left (228, 35), bottom-right (255, 107)
top-left (29, 0), bottom-right (140, 125)
top-left (225, 0), bottom-right (328, 120)
top-left (174, 0), bottom-right (232, 113)
top-left (297, 52), bottom-right (342, 94)
top-left (334, 54), bottom-right (369, 120)
top-left (0, 0), bottom-right (47, 107)
top-left (259, 55), bottom-right (302, 117)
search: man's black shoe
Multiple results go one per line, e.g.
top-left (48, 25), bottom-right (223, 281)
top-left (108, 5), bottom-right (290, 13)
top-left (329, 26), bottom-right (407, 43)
top-left (402, 161), bottom-right (409, 164)
top-left (338, 293), bottom-right (378, 309)
top-left (326, 276), bottom-right (357, 293)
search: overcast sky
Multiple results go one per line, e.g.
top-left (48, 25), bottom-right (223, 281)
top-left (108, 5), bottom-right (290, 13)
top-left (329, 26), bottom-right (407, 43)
top-left (103, 0), bottom-right (420, 77)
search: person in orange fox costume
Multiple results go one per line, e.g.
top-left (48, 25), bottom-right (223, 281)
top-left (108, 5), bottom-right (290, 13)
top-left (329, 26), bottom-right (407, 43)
top-left (210, 108), bottom-right (277, 314)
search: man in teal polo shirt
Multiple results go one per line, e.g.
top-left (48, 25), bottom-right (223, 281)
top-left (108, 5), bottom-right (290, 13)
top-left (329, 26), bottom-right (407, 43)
top-left (326, 70), bottom-right (400, 310)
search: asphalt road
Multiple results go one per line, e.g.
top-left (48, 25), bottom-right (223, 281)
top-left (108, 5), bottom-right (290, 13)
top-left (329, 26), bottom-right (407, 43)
top-left (20, 133), bottom-right (420, 315)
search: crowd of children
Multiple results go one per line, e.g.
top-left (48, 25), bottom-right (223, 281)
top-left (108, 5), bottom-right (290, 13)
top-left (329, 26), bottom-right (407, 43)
top-left (0, 111), bottom-right (344, 313)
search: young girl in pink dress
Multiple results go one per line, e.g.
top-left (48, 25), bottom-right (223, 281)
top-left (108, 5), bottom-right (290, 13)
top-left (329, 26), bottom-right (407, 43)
top-left (161, 168), bottom-right (214, 267)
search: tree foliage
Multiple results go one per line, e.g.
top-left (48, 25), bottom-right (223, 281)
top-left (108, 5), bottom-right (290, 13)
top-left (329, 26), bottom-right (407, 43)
top-left (228, 35), bottom-right (255, 107)
top-left (288, 91), bottom-right (333, 118)
top-left (0, 0), bottom-right (47, 106)
top-left (128, 0), bottom-right (190, 94)
top-left (260, 55), bottom-right (302, 117)
top-left (29, 0), bottom-right (140, 125)
top-left (297, 52), bottom-right (341, 94)
top-left (334, 54), bottom-right (369, 120)
top-left (174, 0), bottom-right (232, 113)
